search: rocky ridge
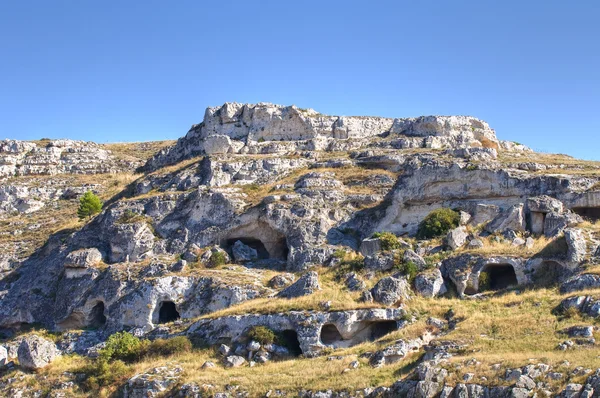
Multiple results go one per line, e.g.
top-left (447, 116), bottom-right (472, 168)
top-left (0, 102), bottom-right (600, 397)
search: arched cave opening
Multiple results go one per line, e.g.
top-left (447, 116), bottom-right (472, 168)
top-left (226, 237), bottom-right (270, 259)
top-left (89, 301), bottom-right (107, 328)
top-left (370, 320), bottom-right (398, 340)
top-left (280, 329), bottom-right (303, 356)
top-left (572, 207), bottom-right (600, 221)
top-left (158, 301), bottom-right (180, 324)
top-left (320, 324), bottom-right (344, 345)
top-left (480, 264), bottom-right (518, 291)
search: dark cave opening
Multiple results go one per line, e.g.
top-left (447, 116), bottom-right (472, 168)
top-left (370, 320), bottom-right (399, 340)
top-left (89, 301), bottom-right (107, 328)
top-left (158, 301), bottom-right (180, 324)
top-left (481, 264), bottom-right (518, 291)
top-left (280, 329), bottom-right (303, 356)
top-left (320, 324), bottom-right (343, 345)
top-left (226, 237), bottom-right (270, 259)
top-left (572, 207), bottom-right (600, 221)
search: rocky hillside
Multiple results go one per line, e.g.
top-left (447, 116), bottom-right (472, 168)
top-left (1, 103), bottom-right (600, 397)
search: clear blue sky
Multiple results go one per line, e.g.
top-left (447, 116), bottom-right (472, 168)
top-left (1, 1), bottom-right (599, 159)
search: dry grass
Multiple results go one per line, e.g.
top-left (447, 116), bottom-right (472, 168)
top-left (497, 152), bottom-right (600, 177)
top-left (102, 140), bottom-right (176, 163)
top-left (459, 235), bottom-right (555, 257)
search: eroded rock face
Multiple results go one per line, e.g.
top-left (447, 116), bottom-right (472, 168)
top-left (414, 270), bottom-right (447, 298)
top-left (278, 271), bottom-right (320, 298)
top-left (0, 139), bottom-right (118, 178)
top-left (187, 308), bottom-right (405, 356)
top-left (371, 276), bottom-right (411, 305)
top-left (122, 365), bottom-right (183, 398)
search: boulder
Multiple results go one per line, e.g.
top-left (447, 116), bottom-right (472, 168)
top-left (446, 227), bottom-right (468, 250)
top-left (565, 228), bottom-right (587, 264)
top-left (560, 274), bottom-right (600, 294)
top-left (403, 250), bottom-right (427, 269)
top-left (371, 276), bottom-right (411, 305)
top-left (467, 239), bottom-right (484, 249)
top-left (64, 248), bottom-right (102, 268)
top-left (17, 335), bottom-right (61, 370)
top-left (527, 195), bottom-right (564, 213)
top-left (360, 238), bottom-right (382, 256)
top-left (485, 204), bottom-right (526, 234)
top-left (364, 251), bottom-right (396, 272)
top-left (344, 272), bottom-right (366, 291)
top-left (414, 270), bottom-right (447, 298)
top-left (224, 355), bottom-right (246, 368)
top-left (278, 271), bottom-right (320, 298)
top-left (544, 212), bottom-right (583, 238)
top-left (268, 273), bottom-right (295, 289)
top-left (232, 240), bottom-right (258, 263)
top-left (122, 365), bottom-right (183, 398)
top-left (470, 204), bottom-right (501, 226)
top-left (200, 246), bottom-right (231, 267)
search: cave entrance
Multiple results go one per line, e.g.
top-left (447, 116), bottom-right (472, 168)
top-left (480, 264), bottom-right (518, 291)
top-left (89, 302), bottom-right (106, 328)
top-left (572, 207), bottom-right (600, 221)
top-left (320, 324), bottom-right (343, 345)
top-left (158, 301), bottom-right (180, 324)
top-left (281, 329), bottom-right (302, 356)
top-left (370, 320), bottom-right (398, 340)
top-left (226, 238), bottom-right (270, 259)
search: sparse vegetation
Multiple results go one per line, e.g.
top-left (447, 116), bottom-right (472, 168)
top-left (417, 208), bottom-right (460, 239)
top-left (372, 231), bottom-right (403, 251)
top-left (246, 326), bottom-right (277, 345)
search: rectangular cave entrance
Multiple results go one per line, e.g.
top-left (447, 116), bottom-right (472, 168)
top-left (572, 207), bottom-right (600, 221)
top-left (158, 301), bottom-right (180, 324)
top-left (479, 264), bottom-right (518, 292)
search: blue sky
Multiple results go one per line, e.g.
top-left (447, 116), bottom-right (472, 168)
top-left (1, 1), bottom-right (599, 159)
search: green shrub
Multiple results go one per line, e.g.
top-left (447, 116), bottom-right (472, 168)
top-left (209, 250), bottom-right (227, 267)
top-left (246, 326), bottom-right (277, 345)
top-left (145, 336), bottom-right (192, 358)
top-left (116, 209), bottom-right (147, 224)
top-left (99, 332), bottom-right (147, 363)
top-left (416, 208), bottom-right (460, 239)
top-left (372, 232), bottom-right (402, 251)
top-left (77, 191), bottom-right (102, 220)
top-left (478, 271), bottom-right (491, 292)
top-left (395, 260), bottom-right (418, 281)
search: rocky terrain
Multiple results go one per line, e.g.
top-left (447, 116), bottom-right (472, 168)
top-left (1, 102), bottom-right (599, 397)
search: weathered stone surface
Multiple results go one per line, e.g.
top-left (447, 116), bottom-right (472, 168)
top-left (527, 195), bottom-right (564, 213)
top-left (17, 335), bottom-right (61, 370)
top-left (404, 249), bottom-right (427, 269)
top-left (224, 355), bottom-right (246, 368)
top-left (560, 274), bottom-right (600, 294)
top-left (64, 248), bottom-right (102, 269)
top-left (414, 269), bottom-right (447, 298)
top-left (0, 345), bottom-right (7, 366)
top-left (232, 240), bottom-right (258, 262)
top-left (360, 238), bottom-right (382, 256)
top-left (122, 365), bottom-right (183, 398)
top-left (446, 227), bottom-right (468, 250)
top-left (371, 276), bottom-right (411, 305)
top-left (544, 212), bottom-right (583, 238)
top-left (364, 251), bottom-right (397, 272)
top-left (278, 271), bottom-right (320, 298)
top-left (268, 273), bottom-right (295, 289)
top-left (485, 204), bottom-right (526, 234)
top-left (564, 228), bottom-right (587, 264)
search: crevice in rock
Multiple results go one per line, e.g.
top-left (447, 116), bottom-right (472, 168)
top-left (89, 301), bottom-right (107, 328)
top-left (158, 301), bottom-right (180, 324)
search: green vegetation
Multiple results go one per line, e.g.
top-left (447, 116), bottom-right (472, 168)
top-left (246, 326), bottom-right (277, 345)
top-left (209, 250), bottom-right (227, 267)
top-left (372, 231), bottom-right (402, 251)
top-left (115, 209), bottom-right (147, 224)
top-left (77, 190), bottom-right (102, 220)
top-left (416, 208), bottom-right (460, 239)
top-left (478, 271), bottom-right (491, 292)
top-left (396, 260), bottom-right (419, 281)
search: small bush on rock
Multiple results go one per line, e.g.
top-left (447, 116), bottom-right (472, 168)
top-left (210, 250), bottom-right (227, 267)
top-left (397, 261), bottom-right (419, 281)
top-left (246, 326), bottom-right (277, 345)
top-left (417, 208), bottom-right (460, 239)
top-left (478, 271), bottom-right (491, 292)
top-left (372, 232), bottom-right (402, 251)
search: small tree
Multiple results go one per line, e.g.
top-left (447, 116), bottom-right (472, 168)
top-left (77, 190), bottom-right (103, 220)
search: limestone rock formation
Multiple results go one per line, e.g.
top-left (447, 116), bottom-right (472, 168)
top-left (17, 335), bottom-right (61, 370)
